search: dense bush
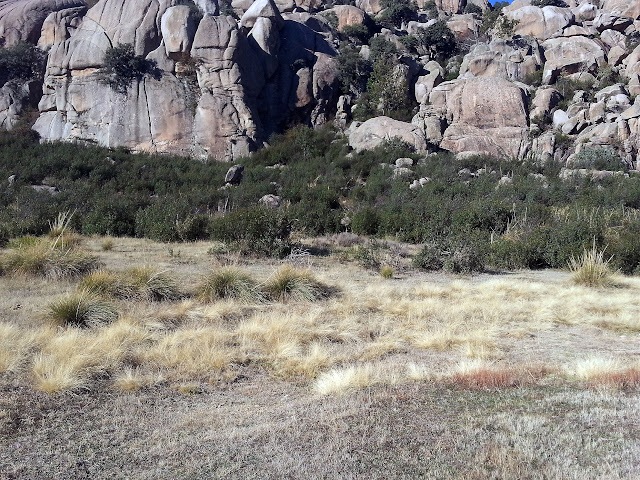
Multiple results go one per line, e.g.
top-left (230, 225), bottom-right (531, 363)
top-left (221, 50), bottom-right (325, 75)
top-left (0, 42), bottom-right (45, 86)
top-left (532, 0), bottom-right (568, 7)
top-left (377, 0), bottom-right (418, 29)
top-left (208, 207), bottom-right (292, 257)
top-left (416, 21), bottom-right (457, 59)
top-left (571, 147), bottom-right (626, 171)
top-left (100, 44), bottom-right (161, 92)
top-left (3, 122), bottom-right (640, 273)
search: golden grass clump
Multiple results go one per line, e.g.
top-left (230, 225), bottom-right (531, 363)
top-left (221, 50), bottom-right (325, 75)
top-left (569, 243), bottom-right (614, 287)
top-left (47, 291), bottom-right (119, 328)
top-left (32, 353), bottom-right (91, 393)
top-left (1, 238), bottom-right (101, 280)
top-left (566, 357), bottom-right (640, 389)
top-left (197, 267), bottom-right (263, 303)
top-left (80, 270), bottom-right (130, 297)
top-left (379, 265), bottom-right (394, 279)
top-left (314, 364), bottom-right (382, 395)
top-left (124, 267), bottom-right (182, 301)
top-left (101, 237), bottom-right (115, 251)
top-left (263, 265), bottom-right (327, 302)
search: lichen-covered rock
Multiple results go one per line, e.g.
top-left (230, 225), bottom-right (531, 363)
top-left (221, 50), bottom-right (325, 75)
top-left (505, 5), bottom-right (574, 40)
top-left (459, 39), bottom-right (542, 82)
top-left (329, 5), bottom-right (366, 31)
top-left (0, 0), bottom-right (85, 47)
top-left (599, 0), bottom-right (640, 20)
top-left (348, 116), bottom-right (428, 153)
top-left (541, 36), bottom-right (607, 84)
top-left (161, 6), bottom-right (197, 60)
top-left (437, 77), bottom-right (529, 159)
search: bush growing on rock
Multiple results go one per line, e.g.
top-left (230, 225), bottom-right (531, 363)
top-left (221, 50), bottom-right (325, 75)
top-left (416, 21), bottom-right (456, 59)
top-left (0, 42), bottom-right (45, 86)
top-left (377, 0), bottom-right (418, 29)
top-left (100, 44), bottom-right (161, 93)
top-left (532, 0), bottom-right (568, 7)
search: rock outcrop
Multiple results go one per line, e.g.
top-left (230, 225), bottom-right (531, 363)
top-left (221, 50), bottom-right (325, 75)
top-left (2, 0), bottom-right (640, 164)
top-left (348, 116), bottom-right (428, 153)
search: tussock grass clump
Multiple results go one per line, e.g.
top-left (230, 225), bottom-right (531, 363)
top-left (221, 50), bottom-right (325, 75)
top-left (314, 364), bottom-right (382, 395)
top-left (80, 270), bottom-right (131, 298)
top-left (197, 267), bottom-right (263, 303)
top-left (264, 265), bottom-right (328, 302)
top-left (101, 237), bottom-right (115, 251)
top-left (1, 239), bottom-right (101, 279)
top-left (379, 265), bottom-right (394, 279)
top-left (32, 353), bottom-right (90, 393)
top-left (569, 243), bottom-right (614, 287)
top-left (567, 357), bottom-right (640, 389)
top-left (47, 292), bottom-right (119, 328)
top-left (125, 267), bottom-right (182, 301)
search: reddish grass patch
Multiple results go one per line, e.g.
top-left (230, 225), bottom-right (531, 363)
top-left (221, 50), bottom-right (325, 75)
top-left (588, 368), bottom-right (640, 390)
top-left (445, 365), bottom-right (551, 390)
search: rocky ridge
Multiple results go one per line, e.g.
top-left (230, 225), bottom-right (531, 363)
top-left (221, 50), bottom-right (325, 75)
top-left (1, 0), bottom-right (640, 166)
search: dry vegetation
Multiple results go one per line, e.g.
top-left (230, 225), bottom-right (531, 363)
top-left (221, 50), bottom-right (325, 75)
top-left (1, 236), bottom-right (640, 478)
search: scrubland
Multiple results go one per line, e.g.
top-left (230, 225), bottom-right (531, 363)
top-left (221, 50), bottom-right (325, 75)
top-left (0, 235), bottom-right (639, 478)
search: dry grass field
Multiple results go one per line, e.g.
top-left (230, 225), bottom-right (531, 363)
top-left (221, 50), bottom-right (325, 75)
top-left (1, 235), bottom-right (640, 479)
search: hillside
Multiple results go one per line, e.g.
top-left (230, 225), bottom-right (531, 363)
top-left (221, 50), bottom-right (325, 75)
top-left (1, 0), bottom-right (640, 165)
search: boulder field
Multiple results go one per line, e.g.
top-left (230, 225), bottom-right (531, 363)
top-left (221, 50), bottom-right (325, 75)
top-left (2, 0), bottom-right (640, 165)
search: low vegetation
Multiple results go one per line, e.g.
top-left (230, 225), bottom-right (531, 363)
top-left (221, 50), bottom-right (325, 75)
top-left (47, 291), bottom-right (119, 328)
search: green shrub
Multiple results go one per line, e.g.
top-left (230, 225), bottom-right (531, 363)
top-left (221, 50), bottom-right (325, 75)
top-left (377, 0), bottom-right (418, 28)
top-left (0, 42), bottom-right (45, 86)
top-left (464, 3), bottom-right (483, 15)
top-left (47, 292), bottom-right (118, 328)
top-left (380, 265), bottom-right (394, 279)
top-left (208, 207), bottom-right (292, 258)
top-left (413, 243), bottom-right (444, 271)
top-left (336, 45), bottom-right (370, 94)
top-left (416, 20), bottom-right (457, 59)
top-left (350, 243), bottom-right (383, 269)
top-left (351, 208), bottom-right (381, 236)
top-left (532, 0), bottom-right (567, 6)
top-left (100, 44), bottom-right (161, 93)
top-left (572, 147), bottom-right (626, 171)
top-left (443, 245), bottom-right (485, 274)
top-left (342, 24), bottom-right (371, 43)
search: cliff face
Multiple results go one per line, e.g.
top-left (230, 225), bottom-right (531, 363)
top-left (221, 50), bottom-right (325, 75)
top-left (2, 0), bottom-right (640, 165)
top-left (1, 0), bottom-right (338, 160)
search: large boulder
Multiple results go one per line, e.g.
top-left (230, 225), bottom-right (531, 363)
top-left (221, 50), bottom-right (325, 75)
top-left (161, 6), bottom-right (198, 60)
top-left (435, 77), bottom-right (529, 158)
top-left (348, 116), bottom-right (428, 153)
top-left (240, 0), bottom-right (284, 30)
top-left (541, 36), bottom-right (607, 84)
top-left (329, 5), bottom-right (367, 31)
top-left (355, 0), bottom-right (382, 15)
top-left (414, 61), bottom-right (444, 104)
top-left (0, 0), bottom-right (85, 47)
top-left (459, 39), bottom-right (542, 82)
top-left (433, 0), bottom-right (464, 15)
top-left (599, 0), bottom-right (640, 20)
top-left (505, 5), bottom-right (574, 40)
